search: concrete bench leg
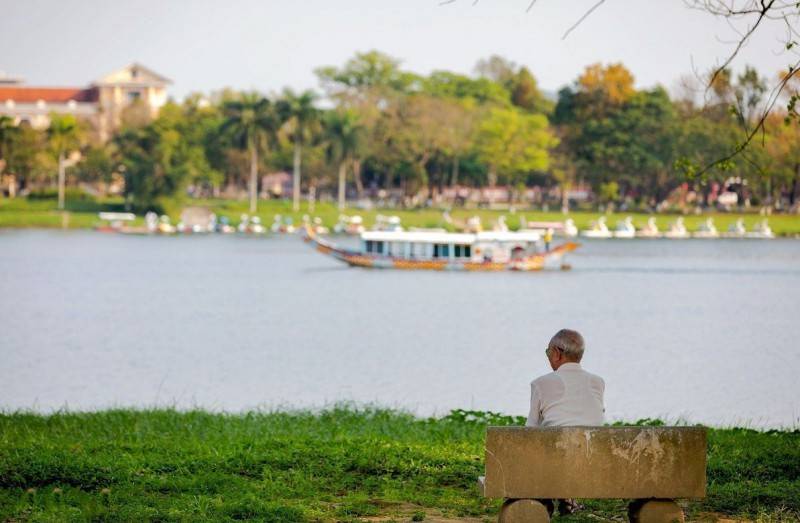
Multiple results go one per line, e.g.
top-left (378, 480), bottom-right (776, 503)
top-left (499, 499), bottom-right (550, 523)
top-left (628, 499), bottom-right (684, 523)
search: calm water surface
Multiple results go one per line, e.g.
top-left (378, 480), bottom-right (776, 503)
top-left (1, 230), bottom-right (798, 428)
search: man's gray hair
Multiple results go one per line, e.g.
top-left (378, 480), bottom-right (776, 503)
top-left (548, 329), bottom-right (585, 362)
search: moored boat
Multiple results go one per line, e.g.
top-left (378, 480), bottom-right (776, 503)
top-left (636, 217), bottom-right (661, 238)
top-left (664, 217), bottom-right (689, 239)
top-left (723, 218), bottom-right (747, 238)
top-left (304, 227), bottom-right (579, 272)
top-left (581, 216), bottom-right (612, 238)
top-left (747, 219), bottom-right (775, 239)
top-left (95, 212), bottom-right (137, 233)
top-left (613, 216), bottom-right (636, 238)
top-left (692, 218), bottom-right (719, 239)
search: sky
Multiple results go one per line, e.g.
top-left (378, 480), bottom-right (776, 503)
top-left (1, 0), bottom-right (795, 100)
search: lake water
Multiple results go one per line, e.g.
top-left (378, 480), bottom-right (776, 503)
top-left (1, 230), bottom-right (798, 428)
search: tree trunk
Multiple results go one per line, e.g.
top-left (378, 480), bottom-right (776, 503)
top-left (337, 160), bottom-right (347, 211)
top-left (352, 158), bottom-right (364, 199)
top-left (249, 145), bottom-right (258, 214)
top-left (487, 166), bottom-right (497, 206)
top-left (57, 152), bottom-right (66, 210)
top-left (792, 162), bottom-right (800, 206)
top-left (450, 155), bottom-right (460, 187)
top-left (292, 140), bottom-right (301, 212)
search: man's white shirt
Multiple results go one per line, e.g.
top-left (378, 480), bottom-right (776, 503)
top-left (526, 362), bottom-right (605, 427)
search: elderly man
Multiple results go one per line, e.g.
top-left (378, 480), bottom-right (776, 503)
top-left (527, 328), bottom-right (605, 515)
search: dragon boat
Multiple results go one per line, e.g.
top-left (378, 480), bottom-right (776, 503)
top-left (304, 226), bottom-right (579, 271)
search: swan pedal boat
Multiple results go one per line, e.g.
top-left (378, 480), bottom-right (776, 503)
top-left (304, 227), bottom-right (579, 272)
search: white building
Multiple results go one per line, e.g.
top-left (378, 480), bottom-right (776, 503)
top-left (0, 63), bottom-right (171, 141)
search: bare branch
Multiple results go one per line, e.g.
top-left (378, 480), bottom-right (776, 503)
top-left (693, 59), bottom-right (800, 178)
top-left (562, 0), bottom-right (607, 40)
top-left (707, 0), bottom-right (775, 89)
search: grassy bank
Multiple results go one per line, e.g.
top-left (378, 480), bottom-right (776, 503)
top-left (3, 196), bottom-right (800, 236)
top-left (0, 408), bottom-right (797, 522)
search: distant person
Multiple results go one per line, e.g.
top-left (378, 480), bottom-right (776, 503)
top-left (527, 329), bottom-right (605, 515)
top-left (543, 228), bottom-right (553, 251)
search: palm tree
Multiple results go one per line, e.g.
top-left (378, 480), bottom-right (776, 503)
top-left (47, 114), bottom-right (81, 210)
top-left (323, 111), bottom-right (364, 210)
top-left (278, 90), bottom-right (320, 212)
top-left (0, 116), bottom-right (18, 175)
top-left (221, 94), bottom-right (279, 213)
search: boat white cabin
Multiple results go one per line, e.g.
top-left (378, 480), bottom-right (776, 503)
top-left (305, 226), bottom-right (579, 271)
top-left (360, 229), bottom-right (546, 264)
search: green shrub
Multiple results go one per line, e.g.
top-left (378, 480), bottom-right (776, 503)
top-left (27, 187), bottom-right (95, 202)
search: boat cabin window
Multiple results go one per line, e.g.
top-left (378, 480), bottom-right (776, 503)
top-left (433, 243), bottom-right (450, 258)
top-left (454, 244), bottom-right (472, 258)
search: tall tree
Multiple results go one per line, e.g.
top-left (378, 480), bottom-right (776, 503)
top-left (47, 114), bottom-right (82, 210)
top-left (509, 67), bottom-right (552, 114)
top-left (278, 90), bottom-right (320, 211)
top-left (473, 55), bottom-right (517, 87)
top-left (221, 94), bottom-right (279, 213)
top-left (0, 116), bottom-right (19, 187)
top-left (475, 107), bottom-right (558, 200)
top-left (323, 110), bottom-right (365, 210)
top-left (316, 50), bottom-right (417, 100)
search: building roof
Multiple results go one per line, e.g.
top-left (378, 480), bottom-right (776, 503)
top-left (95, 63), bottom-right (171, 87)
top-left (0, 86), bottom-right (98, 103)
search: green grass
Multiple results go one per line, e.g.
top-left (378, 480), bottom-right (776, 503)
top-left (3, 195), bottom-right (800, 236)
top-left (0, 408), bottom-right (797, 522)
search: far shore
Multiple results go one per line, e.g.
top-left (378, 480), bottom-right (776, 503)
top-left (3, 197), bottom-right (800, 237)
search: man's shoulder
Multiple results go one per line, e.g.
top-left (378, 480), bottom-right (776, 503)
top-left (582, 369), bottom-right (606, 388)
top-left (531, 372), bottom-right (560, 388)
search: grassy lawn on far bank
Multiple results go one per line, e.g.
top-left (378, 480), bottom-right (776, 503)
top-left (0, 408), bottom-right (798, 522)
top-left (3, 196), bottom-right (800, 236)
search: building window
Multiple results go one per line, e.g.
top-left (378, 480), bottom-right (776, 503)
top-left (365, 240), bottom-right (374, 253)
top-left (464, 245), bottom-right (472, 258)
top-left (128, 91), bottom-right (141, 102)
top-left (376, 241), bottom-right (384, 254)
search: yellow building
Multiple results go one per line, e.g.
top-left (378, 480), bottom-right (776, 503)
top-left (0, 63), bottom-right (171, 141)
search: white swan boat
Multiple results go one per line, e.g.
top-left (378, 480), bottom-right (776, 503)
top-left (333, 215), bottom-right (365, 235)
top-left (581, 216), bottom-right (612, 238)
top-left (563, 218), bottom-right (579, 238)
top-left (692, 218), bottom-right (719, 239)
top-left (373, 214), bottom-right (403, 232)
top-left (723, 218), bottom-right (747, 238)
top-left (664, 217), bottom-right (689, 239)
top-left (636, 217), bottom-right (661, 238)
top-left (746, 219), bottom-right (775, 239)
top-left (613, 216), bottom-right (636, 238)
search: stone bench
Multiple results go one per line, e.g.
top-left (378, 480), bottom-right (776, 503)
top-left (479, 426), bottom-right (707, 523)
